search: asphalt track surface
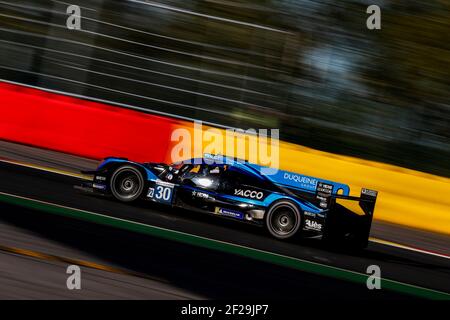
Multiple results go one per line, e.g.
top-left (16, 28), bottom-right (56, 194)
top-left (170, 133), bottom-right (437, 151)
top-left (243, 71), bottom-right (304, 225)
top-left (0, 144), bottom-right (449, 299)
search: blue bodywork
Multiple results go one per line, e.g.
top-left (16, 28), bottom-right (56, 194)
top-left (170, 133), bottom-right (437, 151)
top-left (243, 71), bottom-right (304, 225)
top-left (96, 154), bottom-right (350, 216)
top-left (178, 154), bottom-right (349, 213)
top-left (82, 153), bottom-right (376, 245)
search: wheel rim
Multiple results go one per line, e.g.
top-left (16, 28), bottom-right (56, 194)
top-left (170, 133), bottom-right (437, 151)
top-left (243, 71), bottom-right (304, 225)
top-left (270, 205), bottom-right (298, 236)
top-left (112, 169), bottom-right (142, 200)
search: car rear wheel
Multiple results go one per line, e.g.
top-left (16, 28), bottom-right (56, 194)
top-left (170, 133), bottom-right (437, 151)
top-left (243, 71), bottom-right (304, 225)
top-left (110, 166), bottom-right (144, 202)
top-left (265, 201), bottom-right (301, 240)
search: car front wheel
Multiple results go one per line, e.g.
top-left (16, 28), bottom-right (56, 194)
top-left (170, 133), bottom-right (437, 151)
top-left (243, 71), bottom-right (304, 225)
top-left (110, 166), bottom-right (144, 202)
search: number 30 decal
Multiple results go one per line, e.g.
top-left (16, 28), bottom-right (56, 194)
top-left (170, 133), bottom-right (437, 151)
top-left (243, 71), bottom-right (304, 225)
top-left (148, 182), bottom-right (174, 204)
top-left (155, 185), bottom-right (172, 201)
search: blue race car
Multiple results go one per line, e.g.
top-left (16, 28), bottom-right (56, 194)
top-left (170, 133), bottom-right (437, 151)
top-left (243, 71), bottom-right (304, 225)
top-left (77, 154), bottom-right (378, 248)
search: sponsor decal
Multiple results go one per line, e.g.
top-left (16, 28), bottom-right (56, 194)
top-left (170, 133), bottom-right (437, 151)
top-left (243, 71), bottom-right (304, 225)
top-left (317, 183), bottom-right (332, 194)
top-left (362, 188), bottom-right (377, 197)
top-left (204, 153), bottom-right (223, 161)
top-left (316, 182), bottom-right (333, 209)
top-left (92, 183), bottom-right (106, 190)
top-left (304, 219), bottom-right (322, 231)
top-left (283, 172), bottom-right (318, 188)
top-left (234, 189), bottom-right (264, 200)
top-left (155, 180), bottom-right (175, 188)
top-left (304, 211), bottom-right (315, 217)
top-left (95, 176), bottom-right (106, 181)
top-left (147, 181), bottom-right (174, 204)
top-left (214, 207), bottom-right (244, 220)
top-left (192, 190), bottom-right (210, 199)
top-left (317, 198), bottom-right (328, 208)
top-left (209, 167), bottom-right (220, 174)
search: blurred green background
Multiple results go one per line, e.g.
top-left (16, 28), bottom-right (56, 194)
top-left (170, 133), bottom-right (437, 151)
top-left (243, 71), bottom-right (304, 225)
top-left (0, 0), bottom-right (448, 176)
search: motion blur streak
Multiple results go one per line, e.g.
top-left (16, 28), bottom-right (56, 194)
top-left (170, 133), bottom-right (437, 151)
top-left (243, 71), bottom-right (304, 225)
top-left (18, 39), bottom-right (272, 95)
top-left (1, 1), bottom-right (277, 56)
top-left (0, 27), bottom-right (274, 84)
top-left (1, 82), bottom-right (449, 235)
top-left (128, 0), bottom-right (292, 34)
top-left (1, 0), bottom-right (448, 177)
top-left (0, 39), bottom-right (273, 95)
top-left (47, 59), bottom-right (270, 106)
top-left (0, 12), bottom-right (280, 71)
top-left (0, 159), bottom-right (91, 180)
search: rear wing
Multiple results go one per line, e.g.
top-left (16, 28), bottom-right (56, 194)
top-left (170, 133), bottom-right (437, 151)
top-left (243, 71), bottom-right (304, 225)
top-left (315, 181), bottom-right (378, 216)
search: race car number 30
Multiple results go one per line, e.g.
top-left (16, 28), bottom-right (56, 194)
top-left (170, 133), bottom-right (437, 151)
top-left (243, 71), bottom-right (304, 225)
top-left (148, 181), bottom-right (174, 204)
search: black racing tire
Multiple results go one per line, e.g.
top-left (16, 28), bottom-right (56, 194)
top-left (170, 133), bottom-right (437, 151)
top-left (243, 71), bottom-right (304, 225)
top-left (110, 165), bottom-right (145, 202)
top-left (265, 200), bottom-right (302, 240)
